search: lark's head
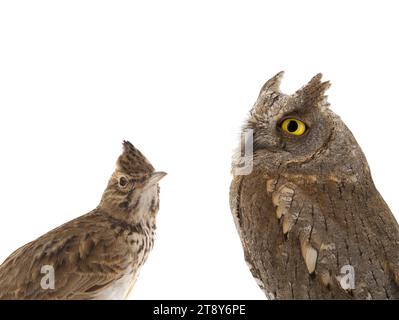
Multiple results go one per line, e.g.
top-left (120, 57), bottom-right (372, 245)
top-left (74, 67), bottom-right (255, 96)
top-left (235, 72), bottom-right (370, 182)
top-left (100, 141), bottom-right (166, 224)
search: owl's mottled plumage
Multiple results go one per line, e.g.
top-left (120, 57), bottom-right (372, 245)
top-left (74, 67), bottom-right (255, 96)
top-left (230, 72), bottom-right (399, 299)
top-left (0, 141), bottom-right (166, 299)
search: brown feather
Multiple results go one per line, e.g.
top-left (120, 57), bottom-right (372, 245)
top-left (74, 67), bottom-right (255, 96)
top-left (0, 141), bottom-right (165, 300)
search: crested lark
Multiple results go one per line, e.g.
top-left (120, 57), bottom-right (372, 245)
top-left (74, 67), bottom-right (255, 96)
top-left (0, 140), bottom-right (166, 299)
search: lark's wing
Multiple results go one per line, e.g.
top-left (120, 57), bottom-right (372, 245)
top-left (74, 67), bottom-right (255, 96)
top-left (230, 173), bottom-right (399, 299)
top-left (0, 212), bottom-right (135, 300)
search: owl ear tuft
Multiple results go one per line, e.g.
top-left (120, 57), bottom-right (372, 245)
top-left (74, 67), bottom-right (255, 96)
top-left (259, 71), bottom-right (285, 96)
top-left (249, 71), bottom-right (285, 123)
top-left (296, 73), bottom-right (331, 108)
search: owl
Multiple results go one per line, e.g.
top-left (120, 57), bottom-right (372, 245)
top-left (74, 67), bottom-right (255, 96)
top-left (230, 72), bottom-right (399, 299)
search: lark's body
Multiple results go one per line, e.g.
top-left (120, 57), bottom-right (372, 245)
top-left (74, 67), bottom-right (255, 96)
top-left (0, 141), bottom-right (165, 300)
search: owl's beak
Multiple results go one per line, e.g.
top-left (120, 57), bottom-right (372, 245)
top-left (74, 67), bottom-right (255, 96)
top-left (144, 171), bottom-right (167, 189)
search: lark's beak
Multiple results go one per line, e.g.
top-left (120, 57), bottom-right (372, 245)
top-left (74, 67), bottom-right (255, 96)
top-left (145, 171), bottom-right (167, 189)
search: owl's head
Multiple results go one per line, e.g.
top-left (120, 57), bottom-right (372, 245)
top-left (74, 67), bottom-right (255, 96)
top-left (240, 72), bottom-right (370, 183)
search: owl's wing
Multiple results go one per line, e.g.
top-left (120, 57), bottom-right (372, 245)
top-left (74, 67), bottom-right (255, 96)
top-left (0, 214), bottom-right (134, 300)
top-left (231, 174), bottom-right (399, 299)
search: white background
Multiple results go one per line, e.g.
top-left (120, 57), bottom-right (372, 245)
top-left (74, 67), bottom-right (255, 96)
top-left (0, 1), bottom-right (398, 299)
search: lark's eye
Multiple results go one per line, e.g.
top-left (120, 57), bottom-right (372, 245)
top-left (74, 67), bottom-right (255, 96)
top-left (281, 118), bottom-right (307, 136)
top-left (118, 176), bottom-right (128, 188)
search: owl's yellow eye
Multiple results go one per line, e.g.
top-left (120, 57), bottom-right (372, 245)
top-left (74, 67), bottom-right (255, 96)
top-left (281, 118), bottom-right (306, 136)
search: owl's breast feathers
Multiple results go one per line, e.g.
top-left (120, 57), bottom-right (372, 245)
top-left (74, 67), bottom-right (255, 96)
top-left (0, 209), bottom-right (155, 300)
top-left (230, 171), bottom-right (399, 299)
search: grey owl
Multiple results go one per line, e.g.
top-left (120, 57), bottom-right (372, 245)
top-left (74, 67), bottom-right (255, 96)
top-left (230, 72), bottom-right (399, 299)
